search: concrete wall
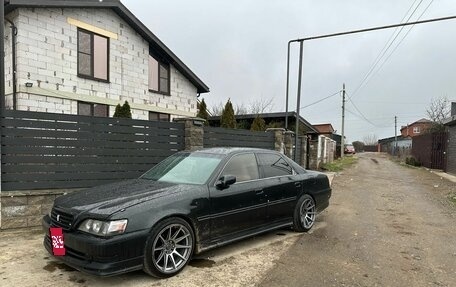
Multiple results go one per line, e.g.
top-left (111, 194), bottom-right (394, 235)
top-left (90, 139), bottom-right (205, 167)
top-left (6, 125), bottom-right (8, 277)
top-left (4, 7), bottom-right (198, 119)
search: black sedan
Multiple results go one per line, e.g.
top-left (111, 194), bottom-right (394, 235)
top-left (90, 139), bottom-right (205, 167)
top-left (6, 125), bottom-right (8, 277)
top-left (42, 148), bottom-right (331, 278)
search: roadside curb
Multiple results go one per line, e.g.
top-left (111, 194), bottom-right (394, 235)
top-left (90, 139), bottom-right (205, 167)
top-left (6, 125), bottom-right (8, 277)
top-left (428, 169), bottom-right (456, 183)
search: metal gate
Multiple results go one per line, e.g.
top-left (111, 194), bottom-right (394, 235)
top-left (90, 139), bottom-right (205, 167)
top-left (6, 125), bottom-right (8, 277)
top-left (412, 132), bottom-right (448, 170)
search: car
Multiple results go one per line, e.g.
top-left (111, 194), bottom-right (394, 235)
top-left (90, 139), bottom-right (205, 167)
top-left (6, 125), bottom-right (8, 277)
top-left (42, 148), bottom-right (331, 278)
top-left (344, 144), bottom-right (356, 154)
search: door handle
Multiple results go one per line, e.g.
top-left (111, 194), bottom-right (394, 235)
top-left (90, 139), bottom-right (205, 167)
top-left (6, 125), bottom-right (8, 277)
top-left (255, 189), bottom-right (264, 195)
top-left (295, 182), bottom-right (302, 188)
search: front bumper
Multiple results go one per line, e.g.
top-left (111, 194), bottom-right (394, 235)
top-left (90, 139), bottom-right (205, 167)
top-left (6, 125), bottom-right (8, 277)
top-left (42, 215), bottom-right (149, 276)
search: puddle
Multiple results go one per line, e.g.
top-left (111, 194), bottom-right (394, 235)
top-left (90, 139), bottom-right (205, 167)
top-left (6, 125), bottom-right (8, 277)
top-left (69, 275), bottom-right (86, 284)
top-left (43, 261), bottom-right (76, 272)
top-left (189, 258), bottom-right (216, 268)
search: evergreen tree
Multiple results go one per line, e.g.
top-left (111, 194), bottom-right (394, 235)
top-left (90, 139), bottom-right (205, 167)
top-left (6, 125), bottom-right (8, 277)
top-left (220, 99), bottom-right (236, 129)
top-left (196, 98), bottom-right (209, 125)
top-left (250, 115), bottom-right (266, 131)
top-left (113, 101), bottom-right (132, 118)
top-left (122, 101), bottom-right (132, 118)
top-left (113, 104), bottom-right (122, 117)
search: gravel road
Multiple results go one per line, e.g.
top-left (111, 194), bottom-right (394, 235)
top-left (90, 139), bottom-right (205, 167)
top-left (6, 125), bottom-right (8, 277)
top-left (258, 152), bottom-right (456, 287)
top-left (1, 152), bottom-right (454, 287)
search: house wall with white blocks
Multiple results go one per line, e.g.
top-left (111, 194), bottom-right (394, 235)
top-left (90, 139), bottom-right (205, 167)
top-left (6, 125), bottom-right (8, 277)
top-left (4, 7), bottom-right (198, 119)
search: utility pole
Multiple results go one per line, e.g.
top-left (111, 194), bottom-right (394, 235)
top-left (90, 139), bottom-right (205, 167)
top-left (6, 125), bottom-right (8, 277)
top-left (1, 0), bottom-right (5, 109)
top-left (341, 83), bottom-right (346, 158)
top-left (394, 116), bottom-right (397, 156)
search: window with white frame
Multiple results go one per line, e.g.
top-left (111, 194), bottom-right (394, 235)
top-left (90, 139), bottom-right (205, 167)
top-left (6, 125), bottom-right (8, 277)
top-left (413, 126), bottom-right (420, 134)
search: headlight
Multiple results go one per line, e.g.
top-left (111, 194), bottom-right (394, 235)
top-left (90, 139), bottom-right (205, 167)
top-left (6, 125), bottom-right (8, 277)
top-left (78, 219), bottom-right (128, 236)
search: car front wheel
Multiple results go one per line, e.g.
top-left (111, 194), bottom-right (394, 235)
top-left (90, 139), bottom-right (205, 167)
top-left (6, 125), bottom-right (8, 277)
top-left (293, 194), bottom-right (316, 232)
top-left (143, 217), bottom-right (194, 278)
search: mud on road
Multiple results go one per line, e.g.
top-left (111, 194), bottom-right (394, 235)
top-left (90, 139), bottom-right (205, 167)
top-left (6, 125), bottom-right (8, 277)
top-left (1, 152), bottom-right (455, 287)
top-left (259, 152), bottom-right (456, 287)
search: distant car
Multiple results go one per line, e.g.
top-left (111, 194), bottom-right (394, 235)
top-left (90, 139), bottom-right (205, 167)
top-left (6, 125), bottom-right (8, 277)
top-left (43, 148), bottom-right (331, 278)
top-left (344, 144), bottom-right (356, 154)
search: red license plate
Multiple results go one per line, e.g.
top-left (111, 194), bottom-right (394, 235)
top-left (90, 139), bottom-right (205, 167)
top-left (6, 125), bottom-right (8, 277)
top-left (50, 227), bottom-right (66, 256)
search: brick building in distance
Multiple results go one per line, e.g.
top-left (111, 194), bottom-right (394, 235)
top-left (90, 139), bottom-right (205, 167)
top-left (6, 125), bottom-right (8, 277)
top-left (400, 118), bottom-right (434, 137)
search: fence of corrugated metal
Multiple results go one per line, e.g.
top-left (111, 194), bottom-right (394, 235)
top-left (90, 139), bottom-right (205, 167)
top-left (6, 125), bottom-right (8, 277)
top-left (1, 110), bottom-right (185, 191)
top-left (412, 132), bottom-right (448, 170)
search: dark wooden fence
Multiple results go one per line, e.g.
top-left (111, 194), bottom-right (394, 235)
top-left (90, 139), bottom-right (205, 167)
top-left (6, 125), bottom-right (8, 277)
top-left (203, 127), bottom-right (275, 150)
top-left (412, 132), bottom-right (448, 170)
top-left (1, 110), bottom-right (185, 191)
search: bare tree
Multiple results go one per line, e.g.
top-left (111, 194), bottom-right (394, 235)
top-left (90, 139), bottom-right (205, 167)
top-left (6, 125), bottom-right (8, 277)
top-left (211, 97), bottom-right (275, 116)
top-left (426, 97), bottom-right (451, 125)
top-left (426, 97), bottom-right (452, 132)
top-left (211, 102), bottom-right (225, 116)
top-left (363, 134), bottom-right (378, 146)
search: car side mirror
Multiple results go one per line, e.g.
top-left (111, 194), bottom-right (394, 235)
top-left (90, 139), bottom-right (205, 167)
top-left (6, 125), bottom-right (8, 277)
top-left (216, 175), bottom-right (236, 189)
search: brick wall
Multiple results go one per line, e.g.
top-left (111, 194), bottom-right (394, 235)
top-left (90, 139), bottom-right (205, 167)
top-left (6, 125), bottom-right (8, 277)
top-left (4, 7), bottom-right (198, 119)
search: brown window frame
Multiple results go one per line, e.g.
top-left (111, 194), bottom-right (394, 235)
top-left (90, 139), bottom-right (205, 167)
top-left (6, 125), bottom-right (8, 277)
top-left (77, 28), bottom-right (110, 82)
top-left (148, 54), bottom-right (170, 95)
top-left (77, 101), bottom-right (109, 117)
top-left (149, 111), bottom-right (170, 122)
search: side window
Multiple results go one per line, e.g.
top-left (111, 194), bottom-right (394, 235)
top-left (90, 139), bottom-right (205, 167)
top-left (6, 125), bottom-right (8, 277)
top-left (221, 153), bottom-right (259, 183)
top-left (77, 28), bottom-right (109, 81)
top-left (257, 153), bottom-right (293, 178)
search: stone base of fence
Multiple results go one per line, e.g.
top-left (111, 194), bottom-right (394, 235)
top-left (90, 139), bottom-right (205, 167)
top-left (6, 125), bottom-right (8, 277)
top-left (0, 189), bottom-right (79, 229)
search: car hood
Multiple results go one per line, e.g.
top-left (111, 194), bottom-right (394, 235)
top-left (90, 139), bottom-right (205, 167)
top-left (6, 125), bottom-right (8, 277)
top-left (54, 179), bottom-right (189, 218)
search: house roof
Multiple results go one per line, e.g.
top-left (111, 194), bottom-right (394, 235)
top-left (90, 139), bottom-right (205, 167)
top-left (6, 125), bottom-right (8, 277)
top-left (399, 118), bottom-right (433, 131)
top-left (443, 115), bottom-right (456, 126)
top-left (313, 123), bottom-right (335, 134)
top-left (208, 112), bottom-right (319, 134)
top-left (4, 0), bottom-right (210, 94)
top-left (378, 136), bottom-right (411, 144)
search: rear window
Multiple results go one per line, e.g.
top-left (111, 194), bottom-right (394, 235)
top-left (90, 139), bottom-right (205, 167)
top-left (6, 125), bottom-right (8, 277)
top-left (257, 153), bottom-right (293, 178)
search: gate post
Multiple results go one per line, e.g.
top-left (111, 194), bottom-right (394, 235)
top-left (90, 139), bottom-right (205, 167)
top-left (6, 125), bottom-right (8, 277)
top-left (173, 117), bottom-right (205, 151)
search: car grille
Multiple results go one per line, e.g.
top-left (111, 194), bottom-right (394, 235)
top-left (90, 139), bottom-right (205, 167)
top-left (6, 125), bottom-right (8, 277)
top-left (50, 207), bottom-right (74, 230)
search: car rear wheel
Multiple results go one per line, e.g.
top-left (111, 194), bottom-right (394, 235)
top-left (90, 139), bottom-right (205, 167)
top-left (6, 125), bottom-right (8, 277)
top-left (293, 194), bottom-right (316, 232)
top-left (143, 217), bottom-right (194, 278)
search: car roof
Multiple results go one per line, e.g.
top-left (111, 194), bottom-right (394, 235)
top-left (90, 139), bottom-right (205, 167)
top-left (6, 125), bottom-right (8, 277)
top-left (192, 147), bottom-right (275, 156)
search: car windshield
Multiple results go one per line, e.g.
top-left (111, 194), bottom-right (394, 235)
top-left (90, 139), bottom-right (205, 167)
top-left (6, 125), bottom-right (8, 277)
top-left (140, 152), bottom-right (222, 185)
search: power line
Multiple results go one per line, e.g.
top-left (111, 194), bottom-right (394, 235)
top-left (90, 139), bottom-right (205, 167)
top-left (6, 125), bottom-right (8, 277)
top-left (300, 90), bottom-right (341, 110)
top-left (346, 94), bottom-right (378, 127)
top-left (349, 0), bottom-right (424, 100)
top-left (374, 0), bottom-right (434, 74)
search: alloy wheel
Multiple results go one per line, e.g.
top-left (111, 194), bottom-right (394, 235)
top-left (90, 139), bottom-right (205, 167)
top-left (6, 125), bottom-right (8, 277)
top-left (300, 197), bottom-right (316, 229)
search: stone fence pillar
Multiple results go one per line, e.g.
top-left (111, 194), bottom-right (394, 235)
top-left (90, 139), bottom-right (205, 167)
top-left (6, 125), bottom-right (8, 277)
top-left (266, 128), bottom-right (295, 159)
top-left (173, 117), bottom-right (205, 151)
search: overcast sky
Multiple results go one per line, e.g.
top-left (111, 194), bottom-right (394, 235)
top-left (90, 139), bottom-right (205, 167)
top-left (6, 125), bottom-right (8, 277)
top-left (125, 0), bottom-right (456, 142)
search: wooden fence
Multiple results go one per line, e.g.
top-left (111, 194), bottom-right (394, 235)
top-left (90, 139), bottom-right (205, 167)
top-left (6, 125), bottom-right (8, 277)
top-left (1, 110), bottom-right (185, 191)
top-left (203, 127), bottom-right (275, 150)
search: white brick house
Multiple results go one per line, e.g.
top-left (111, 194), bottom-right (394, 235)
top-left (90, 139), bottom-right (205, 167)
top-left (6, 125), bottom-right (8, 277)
top-left (3, 0), bottom-right (209, 120)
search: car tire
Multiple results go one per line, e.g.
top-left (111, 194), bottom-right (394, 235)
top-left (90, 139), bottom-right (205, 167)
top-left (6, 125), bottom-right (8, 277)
top-left (293, 194), bottom-right (316, 232)
top-left (143, 217), bottom-right (194, 278)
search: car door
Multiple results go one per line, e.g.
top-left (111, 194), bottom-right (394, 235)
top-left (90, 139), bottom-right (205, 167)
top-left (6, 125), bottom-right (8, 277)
top-left (257, 153), bottom-right (299, 223)
top-left (209, 153), bottom-right (267, 240)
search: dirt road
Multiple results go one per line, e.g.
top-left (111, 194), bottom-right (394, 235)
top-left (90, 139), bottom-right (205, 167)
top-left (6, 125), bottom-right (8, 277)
top-left (259, 152), bottom-right (456, 287)
top-left (1, 152), bottom-right (454, 286)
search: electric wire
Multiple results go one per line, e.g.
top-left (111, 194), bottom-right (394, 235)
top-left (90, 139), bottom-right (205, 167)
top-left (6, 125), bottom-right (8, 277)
top-left (374, 0), bottom-right (434, 75)
top-left (299, 90), bottom-right (341, 110)
top-left (349, 0), bottom-right (424, 100)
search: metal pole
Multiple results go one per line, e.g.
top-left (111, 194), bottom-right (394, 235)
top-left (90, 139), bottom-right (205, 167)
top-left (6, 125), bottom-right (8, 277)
top-left (341, 84), bottom-right (346, 158)
top-left (394, 116), bottom-right (397, 156)
top-left (294, 41), bottom-right (304, 161)
top-left (0, 0), bottom-right (5, 110)
top-left (285, 41), bottom-right (291, 130)
top-left (0, 0), bottom-right (4, 196)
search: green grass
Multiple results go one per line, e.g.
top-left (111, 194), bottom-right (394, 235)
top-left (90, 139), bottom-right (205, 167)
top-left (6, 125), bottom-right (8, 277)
top-left (320, 155), bottom-right (358, 172)
top-left (450, 194), bottom-right (456, 204)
